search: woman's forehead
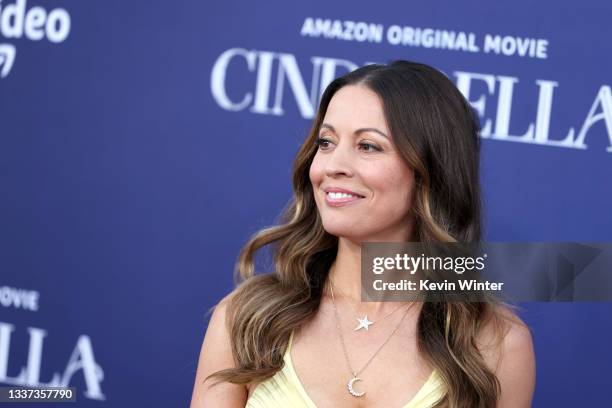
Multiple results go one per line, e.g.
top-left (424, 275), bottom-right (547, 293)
top-left (323, 85), bottom-right (389, 132)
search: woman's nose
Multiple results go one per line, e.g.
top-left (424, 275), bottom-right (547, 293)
top-left (324, 142), bottom-right (355, 177)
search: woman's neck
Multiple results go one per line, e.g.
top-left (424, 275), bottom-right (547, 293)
top-left (327, 237), bottom-right (362, 301)
top-left (325, 236), bottom-right (420, 316)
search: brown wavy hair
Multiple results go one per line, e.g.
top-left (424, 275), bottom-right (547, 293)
top-left (207, 60), bottom-right (514, 407)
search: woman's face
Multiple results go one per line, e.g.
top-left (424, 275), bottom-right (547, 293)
top-left (309, 84), bottom-right (416, 243)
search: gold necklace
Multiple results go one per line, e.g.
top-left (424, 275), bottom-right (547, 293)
top-left (330, 283), bottom-right (410, 332)
top-left (329, 279), bottom-right (413, 398)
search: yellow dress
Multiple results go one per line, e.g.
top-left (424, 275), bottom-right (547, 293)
top-left (246, 331), bottom-right (446, 408)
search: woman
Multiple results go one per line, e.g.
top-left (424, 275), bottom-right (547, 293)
top-left (190, 60), bottom-right (536, 407)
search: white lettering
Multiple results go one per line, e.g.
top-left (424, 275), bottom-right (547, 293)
top-left (61, 336), bottom-right (105, 400)
top-left (0, 323), bottom-right (105, 400)
top-left (0, 286), bottom-right (39, 311)
top-left (300, 17), bottom-right (383, 43)
top-left (0, 0), bottom-right (71, 43)
top-left (209, 48), bottom-right (611, 153)
top-left (269, 53), bottom-right (315, 117)
top-left (568, 85), bottom-right (612, 152)
top-left (45, 8), bottom-right (70, 43)
top-left (23, 6), bottom-right (44, 40)
top-left (483, 34), bottom-right (548, 59)
top-left (210, 48), bottom-right (256, 111)
top-left (454, 71), bottom-right (496, 137)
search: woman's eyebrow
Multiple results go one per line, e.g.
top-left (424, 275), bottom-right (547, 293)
top-left (320, 123), bottom-right (389, 140)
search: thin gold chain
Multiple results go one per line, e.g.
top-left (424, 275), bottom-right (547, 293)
top-left (329, 278), bottom-right (413, 377)
top-left (331, 284), bottom-right (409, 324)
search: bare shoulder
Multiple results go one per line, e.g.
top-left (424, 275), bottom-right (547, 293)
top-left (477, 304), bottom-right (536, 408)
top-left (190, 293), bottom-right (247, 408)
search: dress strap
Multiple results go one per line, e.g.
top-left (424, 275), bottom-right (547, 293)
top-left (288, 330), bottom-right (295, 351)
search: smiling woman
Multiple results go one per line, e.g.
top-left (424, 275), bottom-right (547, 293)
top-left (190, 60), bottom-right (535, 408)
top-left (310, 85), bottom-right (416, 243)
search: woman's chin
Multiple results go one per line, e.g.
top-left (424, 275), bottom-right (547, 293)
top-left (321, 224), bottom-right (364, 242)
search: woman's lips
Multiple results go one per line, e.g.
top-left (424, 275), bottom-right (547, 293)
top-left (324, 191), bottom-right (364, 207)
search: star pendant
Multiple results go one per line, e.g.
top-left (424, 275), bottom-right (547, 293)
top-left (354, 315), bottom-right (373, 331)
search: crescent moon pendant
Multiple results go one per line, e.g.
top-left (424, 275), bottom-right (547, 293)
top-left (347, 375), bottom-right (366, 397)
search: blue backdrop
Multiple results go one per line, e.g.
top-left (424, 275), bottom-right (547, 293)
top-left (1, 0), bottom-right (611, 406)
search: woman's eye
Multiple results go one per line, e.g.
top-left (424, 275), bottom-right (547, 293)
top-left (359, 142), bottom-right (381, 152)
top-left (315, 137), bottom-right (332, 149)
top-left (315, 137), bottom-right (381, 153)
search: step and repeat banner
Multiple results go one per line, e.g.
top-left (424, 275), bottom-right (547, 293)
top-left (1, 0), bottom-right (611, 406)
